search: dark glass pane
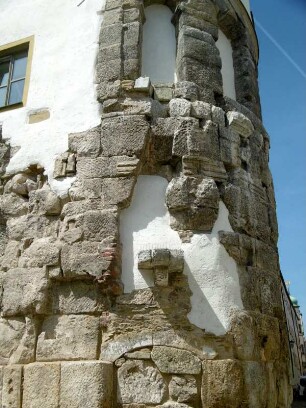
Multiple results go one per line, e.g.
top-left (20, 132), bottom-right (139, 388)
top-left (12, 52), bottom-right (27, 80)
top-left (8, 79), bottom-right (25, 104)
top-left (0, 87), bottom-right (7, 107)
top-left (0, 61), bottom-right (10, 87)
top-left (301, 379), bottom-right (306, 387)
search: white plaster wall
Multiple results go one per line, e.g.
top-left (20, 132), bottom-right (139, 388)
top-left (120, 175), bottom-right (244, 336)
top-left (0, 0), bottom-right (104, 196)
top-left (141, 5), bottom-right (176, 84)
top-left (216, 30), bottom-right (237, 101)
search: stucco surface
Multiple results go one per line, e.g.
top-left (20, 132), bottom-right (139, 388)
top-left (0, 0), bottom-right (103, 195)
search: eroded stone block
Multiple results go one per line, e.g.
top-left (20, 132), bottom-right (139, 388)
top-left (23, 363), bottom-right (60, 408)
top-left (2, 268), bottom-right (49, 316)
top-left (151, 346), bottom-right (201, 374)
top-left (60, 361), bottom-right (113, 408)
top-left (117, 359), bottom-right (167, 404)
top-left (169, 375), bottom-right (198, 404)
top-left (2, 365), bottom-right (22, 408)
top-left (201, 359), bottom-right (244, 408)
top-left (227, 111), bottom-right (254, 138)
top-left (36, 315), bottom-right (99, 361)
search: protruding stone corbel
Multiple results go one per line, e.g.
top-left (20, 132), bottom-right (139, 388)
top-left (138, 249), bottom-right (184, 287)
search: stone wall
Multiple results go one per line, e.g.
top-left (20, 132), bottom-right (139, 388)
top-left (0, 0), bottom-right (292, 407)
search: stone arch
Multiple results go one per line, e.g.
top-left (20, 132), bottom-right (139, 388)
top-left (141, 4), bottom-right (176, 83)
top-left (216, 29), bottom-right (236, 100)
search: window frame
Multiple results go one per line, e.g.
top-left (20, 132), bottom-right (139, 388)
top-left (0, 36), bottom-right (34, 112)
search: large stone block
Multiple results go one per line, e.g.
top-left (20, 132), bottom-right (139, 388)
top-left (0, 317), bottom-right (35, 365)
top-left (28, 188), bottom-right (62, 215)
top-left (60, 361), bottom-right (113, 408)
top-left (151, 347), bottom-right (201, 374)
top-left (2, 365), bottom-right (23, 408)
top-left (75, 209), bottom-right (118, 242)
top-left (243, 361), bottom-right (267, 408)
top-left (36, 315), bottom-right (99, 361)
top-left (61, 241), bottom-right (109, 279)
top-left (117, 360), bottom-right (167, 404)
top-left (101, 115), bottom-right (149, 157)
top-left (69, 126), bottom-right (101, 157)
top-left (51, 281), bottom-right (110, 314)
top-left (23, 363), bottom-right (60, 408)
top-left (1, 268), bottom-right (49, 316)
top-left (201, 360), bottom-right (244, 408)
top-left (18, 238), bottom-right (59, 268)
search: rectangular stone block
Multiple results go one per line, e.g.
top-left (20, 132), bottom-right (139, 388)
top-left (36, 315), bottom-right (99, 361)
top-left (2, 268), bottom-right (49, 316)
top-left (101, 115), bottom-right (149, 157)
top-left (23, 363), bottom-right (60, 408)
top-left (52, 281), bottom-right (110, 314)
top-left (2, 365), bottom-right (22, 408)
top-left (60, 361), bottom-right (113, 408)
top-left (202, 360), bottom-right (244, 408)
top-left (0, 366), bottom-right (3, 408)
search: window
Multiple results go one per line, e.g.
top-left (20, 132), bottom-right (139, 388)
top-left (0, 36), bottom-right (34, 110)
top-left (141, 5), bottom-right (176, 84)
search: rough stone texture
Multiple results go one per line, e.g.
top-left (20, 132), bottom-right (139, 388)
top-left (169, 375), bottom-right (198, 404)
top-left (36, 315), bottom-right (99, 361)
top-left (0, 317), bottom-right (35, 365)
top-left (23, 363), bottom-right (60, 408)
top-left (151, 347), bottom-right (201, 374)
top-left (1, 268), bottom-right (49, 316)
top-left (117, 359), bottom-right (167, 404)
top-left (2, 365), bottom-right (23, 408)
top-left (60, 361), bottom-right (113, 408)
top-left (201, 360), bottom-right (245, 407)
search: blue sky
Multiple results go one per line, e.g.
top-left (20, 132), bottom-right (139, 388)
top-left (251, 0), bottom-right (306, 319)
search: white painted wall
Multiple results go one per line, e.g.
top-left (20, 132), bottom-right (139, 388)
top-left (216, 30), bottom-right (236, 101)
top-left (120, 176), bottom-right (244, 336)
top-left (141, 5), bottom-right (176, 84)
top-left (0, 0), bottom-right (104, 196)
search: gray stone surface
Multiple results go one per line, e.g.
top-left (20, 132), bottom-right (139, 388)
top-left (117, 359), bottom-right (167, 404)
top-left (169, 375), bottom-right (198, 404)
top-left (151, 347), bottom-right (201, 374)
top-left (2, 365), bottom-right (22, 408)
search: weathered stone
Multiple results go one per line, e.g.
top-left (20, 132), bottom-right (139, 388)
top-left (60, 361), bottom-right (113, 408)
top-left (7, 214), bottom-right (59, 241)
top-left (125, 349), bottom-right (151, 360)
top-left (151, 347), bottom-right (201, 374)
top-left (243, 361), bottom-right (267, 408)
top-left (191, 100), bottom-right (211, 120)
top-left (1, 240), bottom-right (21, 270)
top-left (156, 403), bottom-right (192, 408)
top-left (134, 76), bottom-right (152, 93)
top-left (18, 238), bottom-right (59, 268)
top-left (117, 359), bottom-right (167, 404)
top-left (2, 365), bottom-right (22, 408)
top-left (36, 315), bottom-right (99, 361)
top-left (0, 193), bottom-right (28, 218)
top-left (0, 317), bottom-right (35, 365)
top-left (23, 363), bottom-right (60, 408)
top-left (201, 360), bottom-right (244, 407)
top-left (77, 156), bottom-right (140, 179)
top-left (227, 111), bottom-right (254, 138)
top-left (101, 115), bottom-right (149, 157)
top-left (169, 99), bottom-right (192, 117)
top-left (75, 209), bottom-right (118, 242)
top-left (101, 177), bottom-right (135, 208)
top-left (169, 375), bottom-right (198, 404)
top-left (153, 84), bottom-right (173, 102)
top-left (2, 268), bottom-right (49, 316)
top-left (211, 105), bottom-right (226, 126)
top-left (174, 81), bottom-right (199, 101)
top-left (28, 187), bottom-right (62, 215)
top-left (69, 126), bottom-right (101, 157)
top-left (0, 365), bottom-right (3, 407)
top-left (51, 281), bottom-right (110, 314)
top-left (101, 333), bottom-right (153, 362)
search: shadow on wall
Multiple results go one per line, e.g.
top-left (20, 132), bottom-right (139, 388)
top-left (119, 175), bottom-right (244, 337)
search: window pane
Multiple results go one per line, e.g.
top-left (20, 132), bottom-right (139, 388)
top-left (0, 87), bottom-right (7, 107)
top-left (0, 61), bottom-right (10, 87)
top-left (8, 79), bottom-right (25, 104)
top-left (12, 52), bottom-right (28, 80)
